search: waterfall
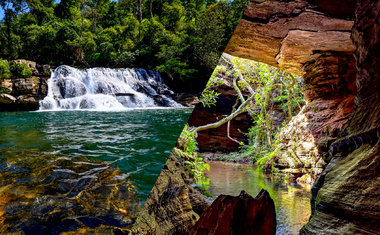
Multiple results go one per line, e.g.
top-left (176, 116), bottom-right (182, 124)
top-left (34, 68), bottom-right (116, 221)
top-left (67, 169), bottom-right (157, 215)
top-left (39, 65), bottom-right (182, 110)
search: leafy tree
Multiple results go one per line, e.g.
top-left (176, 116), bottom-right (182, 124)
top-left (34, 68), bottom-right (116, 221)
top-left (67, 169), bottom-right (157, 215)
top-left (0, 0), bottom-right (248, 92)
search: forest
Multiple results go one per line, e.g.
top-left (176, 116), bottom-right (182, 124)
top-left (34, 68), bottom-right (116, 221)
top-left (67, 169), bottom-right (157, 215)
top-left (0, 0), bottom-right (248, 92)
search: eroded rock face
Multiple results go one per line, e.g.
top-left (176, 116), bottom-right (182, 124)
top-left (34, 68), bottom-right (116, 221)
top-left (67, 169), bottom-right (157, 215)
top-left (189, 190), bottom-right (276, 235)
top-left (132, 154), bottom-right (209, 234)
top-left (301, 0), bottom-right (380, 233)
top-left (226, 0), bottom-right (357, 184)
top-left (0, 60), bottom-right (49, 111)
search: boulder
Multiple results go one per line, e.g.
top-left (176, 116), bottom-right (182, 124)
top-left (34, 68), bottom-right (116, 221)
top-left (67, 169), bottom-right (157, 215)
top-left (189, 190), bottom-right (276, 235)
top-left (0, 94), bottom-right (16, 104)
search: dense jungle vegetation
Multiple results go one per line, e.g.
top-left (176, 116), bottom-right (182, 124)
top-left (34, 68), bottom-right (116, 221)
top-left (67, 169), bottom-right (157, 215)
top-left (179, 55), bottom-right (305, 190)
top-left (0, 0), bottom-right (248, 92)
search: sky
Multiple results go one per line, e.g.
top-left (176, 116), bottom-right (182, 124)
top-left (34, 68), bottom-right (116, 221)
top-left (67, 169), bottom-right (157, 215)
top-left (0, 0), bottom-right (61, 20)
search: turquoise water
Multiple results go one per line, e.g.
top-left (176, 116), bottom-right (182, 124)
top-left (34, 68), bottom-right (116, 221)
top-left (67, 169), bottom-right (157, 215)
top-left (0, 108), bottom-right (192, 200)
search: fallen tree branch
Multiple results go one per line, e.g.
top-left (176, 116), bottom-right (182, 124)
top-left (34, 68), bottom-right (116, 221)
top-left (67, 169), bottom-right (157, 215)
top-left (190, 95), bottom-right (255, 133)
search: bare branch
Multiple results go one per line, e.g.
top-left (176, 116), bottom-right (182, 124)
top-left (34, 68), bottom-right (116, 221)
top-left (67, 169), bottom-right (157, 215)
top-left (190, 95), bottom-right (255, 133)
top-left (227, 120), bottom-right (243, 144)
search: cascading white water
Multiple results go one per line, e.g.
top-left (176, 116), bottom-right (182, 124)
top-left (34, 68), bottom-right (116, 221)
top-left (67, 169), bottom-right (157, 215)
top-left (39, 65), bottom-right (182, 110)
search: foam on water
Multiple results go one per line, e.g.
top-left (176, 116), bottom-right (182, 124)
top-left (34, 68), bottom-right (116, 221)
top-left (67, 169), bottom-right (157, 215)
top-left (40, 66), bottom-right (182, 110)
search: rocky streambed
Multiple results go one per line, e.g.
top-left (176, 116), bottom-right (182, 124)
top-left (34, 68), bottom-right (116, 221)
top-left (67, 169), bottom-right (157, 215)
top-left (0, 150), bottom-right (140, 234)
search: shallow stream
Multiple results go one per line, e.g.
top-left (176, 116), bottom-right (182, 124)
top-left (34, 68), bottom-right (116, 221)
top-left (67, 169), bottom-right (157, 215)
top-left (205, 161), bottom-right (311, 234)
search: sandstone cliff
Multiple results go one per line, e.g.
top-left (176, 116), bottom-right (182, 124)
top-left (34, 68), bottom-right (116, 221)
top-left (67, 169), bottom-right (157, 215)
top-left (225, 0), bottom-right (357, 185)
top-left (224, 0), bottom-right (379, 233)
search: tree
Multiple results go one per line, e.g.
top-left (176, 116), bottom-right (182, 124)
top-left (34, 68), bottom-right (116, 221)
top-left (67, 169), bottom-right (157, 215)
top-left (190, 54), bottom-right (305, 164)
top-left (0, 0), bottom-right (28, 59)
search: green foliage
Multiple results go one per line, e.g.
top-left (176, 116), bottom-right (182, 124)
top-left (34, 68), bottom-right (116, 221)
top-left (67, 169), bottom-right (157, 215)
top-left (0, 0), bottom-right (249, 92)
top-left (199, 64), bottom-right (225, 107)
top-left (9, 62), bottom-right (32, 78)
top-left (0, 60), bottom-right (11, 79)
top-left (200, 55), bottom-right (305, 168)
top-left (174, 125), bottom-right (210, 192)
top-left (199, 89), bottom-right (220, 108)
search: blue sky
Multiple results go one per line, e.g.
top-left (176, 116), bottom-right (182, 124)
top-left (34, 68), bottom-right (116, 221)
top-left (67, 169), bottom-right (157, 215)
top-left (0, 0), bottom-right (61, 20)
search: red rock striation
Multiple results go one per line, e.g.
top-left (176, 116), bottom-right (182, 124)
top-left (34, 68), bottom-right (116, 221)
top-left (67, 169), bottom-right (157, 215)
top-left (189, 190), bottom-right (276, 235)
top-left (301, 0), bottom-right (380, 233)
top-left (225, 0), bottom-right (357, 184)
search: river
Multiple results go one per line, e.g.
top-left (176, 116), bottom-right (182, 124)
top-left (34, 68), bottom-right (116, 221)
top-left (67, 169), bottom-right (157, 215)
top-left (0, 108), bottom-right (191, 233)
top-left (205, 161), bottom-right (311, 234)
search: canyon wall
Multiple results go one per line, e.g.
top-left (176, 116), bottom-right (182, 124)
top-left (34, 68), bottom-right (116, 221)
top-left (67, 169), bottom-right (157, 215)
top-left (301, 0), bottom-right (380, 233)
top-left (225, 0), bottom-right (357, 184)
top-left (225, 0), bottom-right (379, 233)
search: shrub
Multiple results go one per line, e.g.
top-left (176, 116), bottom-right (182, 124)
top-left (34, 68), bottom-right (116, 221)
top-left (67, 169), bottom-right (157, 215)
top-left (10, 62), bottom-right (33, 78)
top-left (0, 60), bottom-right (11, 79)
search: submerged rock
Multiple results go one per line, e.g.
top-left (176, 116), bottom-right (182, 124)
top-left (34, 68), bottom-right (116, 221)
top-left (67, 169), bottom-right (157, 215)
top-left (0, 150), bottom-right (140, 234)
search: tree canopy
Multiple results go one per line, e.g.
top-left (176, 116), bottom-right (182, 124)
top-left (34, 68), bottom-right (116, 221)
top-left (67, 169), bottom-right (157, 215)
top-left (0, 0), bottom-right (249, 92)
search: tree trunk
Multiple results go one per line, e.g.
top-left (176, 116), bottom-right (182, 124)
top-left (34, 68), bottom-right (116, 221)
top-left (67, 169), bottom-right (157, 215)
top-left (5, 11), bottom-right (13, 59)
top-left (190, 95), bottom-right (255, 133)
top-left (138, 0), bottom-right (142, 23)
top-left (150, 0), bottom-right (153, 18)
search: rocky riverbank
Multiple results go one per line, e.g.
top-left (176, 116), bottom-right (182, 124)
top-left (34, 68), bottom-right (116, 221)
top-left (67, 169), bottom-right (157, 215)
top-left (0, 60), bottom-right (50, 111)
top-left (0, 60), bottom-right (198, 112)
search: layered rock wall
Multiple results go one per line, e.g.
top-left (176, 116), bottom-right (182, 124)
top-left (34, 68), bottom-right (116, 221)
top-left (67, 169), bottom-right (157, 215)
top-left (225, 0), bottom-right (357, 183)
top-left (301, 0), bottom-right (380, 233)
top-left (132, 154), bottom-right (209, 234)
top-left (0, 60), bottom-right (50, 111)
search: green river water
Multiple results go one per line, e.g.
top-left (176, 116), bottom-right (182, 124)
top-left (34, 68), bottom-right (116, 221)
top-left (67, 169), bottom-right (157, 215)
top-left (0, 109), bottom-right (191, 233)
top-left (205, 161), bottom-right (311, 235)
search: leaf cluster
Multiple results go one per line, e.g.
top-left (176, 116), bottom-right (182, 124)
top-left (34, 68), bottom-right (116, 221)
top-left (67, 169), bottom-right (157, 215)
top-left (174, 125), bottom-right (210, 192)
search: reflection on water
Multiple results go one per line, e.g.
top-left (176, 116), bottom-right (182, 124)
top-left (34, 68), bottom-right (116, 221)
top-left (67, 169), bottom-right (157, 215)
top-left (205, 161), bottom-right (311, 234)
